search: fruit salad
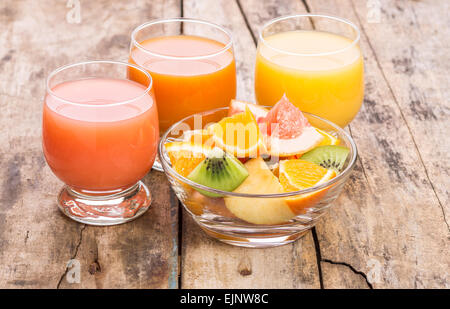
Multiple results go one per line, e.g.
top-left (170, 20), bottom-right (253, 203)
top-left (164, 96), bottom-right (350, 225)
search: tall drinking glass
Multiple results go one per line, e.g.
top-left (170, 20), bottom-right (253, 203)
top-left (255, 14), bottom-right (364, 127)
top-left (43, 61), bottom-right (158, 225)
top-left (128, 18), bottom-right (236, 170)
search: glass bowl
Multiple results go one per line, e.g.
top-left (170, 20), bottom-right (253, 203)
top-left (158, 107), bottom-right (357, 248)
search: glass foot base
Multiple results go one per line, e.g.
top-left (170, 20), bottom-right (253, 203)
top-left (152, 155), bottom-right (163, 172)
top-left (58, 181), bottom-right (151, 226)
top-left (198, 223), bottom-right (310, 248)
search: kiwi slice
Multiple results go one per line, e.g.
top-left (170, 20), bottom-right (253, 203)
top-left (301, 145), bottom-right (350, 172)
top-left (188, 147), bottom-right (249, 198)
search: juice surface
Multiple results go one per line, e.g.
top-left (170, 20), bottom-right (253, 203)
top-left (129, 35), bottom-right (236, 132)
top-left (43, 78), bottom-right (158, 191)
top-left (255, 30), bottom-right (364, 127)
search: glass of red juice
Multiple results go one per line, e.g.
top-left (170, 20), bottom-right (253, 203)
top-left (42, 61), bottom-right (159, 225)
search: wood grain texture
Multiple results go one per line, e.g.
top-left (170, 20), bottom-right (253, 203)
top-left (0, 0), bottom-right (180, 289)
top-left (239, 0), bottom-right (449, 288)
top-left (180, 0), bottom-right (320, 289)
top-left (349, 0), bottom-right (450, 227)
top-left (308, 0), bottom-right (450, 289)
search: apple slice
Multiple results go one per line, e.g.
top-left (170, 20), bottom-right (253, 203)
top-left (224, 157), bottom-right (295, 225)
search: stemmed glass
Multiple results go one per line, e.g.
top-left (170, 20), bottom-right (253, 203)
top-left (42, 60), bottom-right (158, 225)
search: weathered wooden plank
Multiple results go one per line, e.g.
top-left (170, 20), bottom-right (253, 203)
top-left (181, 215), bottom-right (319, 288)
top-left (180, 0), bottom-right (320, 289)
top-left (307, 0), bottom-right (449, 289)
top-left (349, 0), bottom-right (449, 227)
top-left (0, 0), bottom-right (180, 288)
top-left (239, 0), bottom-right (449, 288)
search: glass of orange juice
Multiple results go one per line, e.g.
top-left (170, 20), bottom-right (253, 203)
top-left (43, 61), bottom-right (158, 225)
top-left (128, 18), bottom-right (236, 170)
top-left (255, 14), bottom-right (364, 127)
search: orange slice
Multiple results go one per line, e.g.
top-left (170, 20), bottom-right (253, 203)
top-left (279, 159), bottom-right (336, 214)
top-left (316, 128), bottom-right (340, 146)
top-left (208, 107), bottom-right (266, 158)
top-left (165, 142), bottom-right (212, 177)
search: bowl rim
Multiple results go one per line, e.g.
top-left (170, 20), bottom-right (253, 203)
top-left (158, 106), bottom-right (357, 198)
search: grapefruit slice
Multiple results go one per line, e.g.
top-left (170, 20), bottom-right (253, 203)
top-left (261, 95), bottom-right (323, 157)
top-left (228, 100), bottom-right (268, 124)
top-left (208, 107), bottom-right (266, 158)
top-left (224, 157), bottom-right (295, 224)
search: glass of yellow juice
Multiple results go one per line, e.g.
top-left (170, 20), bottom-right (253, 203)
top-left (255, 14), bottom-right (364, 127)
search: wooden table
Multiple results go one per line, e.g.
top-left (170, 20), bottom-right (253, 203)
top-left (0, 0), bottom-right (448, 289)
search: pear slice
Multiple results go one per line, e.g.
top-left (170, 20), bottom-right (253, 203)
top-left (224, 157), bottom-right (295, 225)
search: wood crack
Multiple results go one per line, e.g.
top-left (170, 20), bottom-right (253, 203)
top-left (180, 0), bottom-right (184, 33)
top-left (311, 228), bottom-right (324, 289)
top-left (300, 0), bottom-right (316, 29)
top-left (301, 0), bottom-right (311, 13)
top-left (322, 259), bottom-right (373, 289)
top-left (235, 0), bottom-right (257, 45)
top-left (313, 228), bottom-right (373, 288)
top-left (176, 201), bottom-right (182, 289)
top-left (349, 0), bottom-right (449, 233)
top-left (348, 126), bottom-right (374, 195)
top-left (175, 0), bottom-right (184, 290)
top-left (24, 230), bottom-right (29, 244)
top-left (56, 224), bottom-right (86, 288)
